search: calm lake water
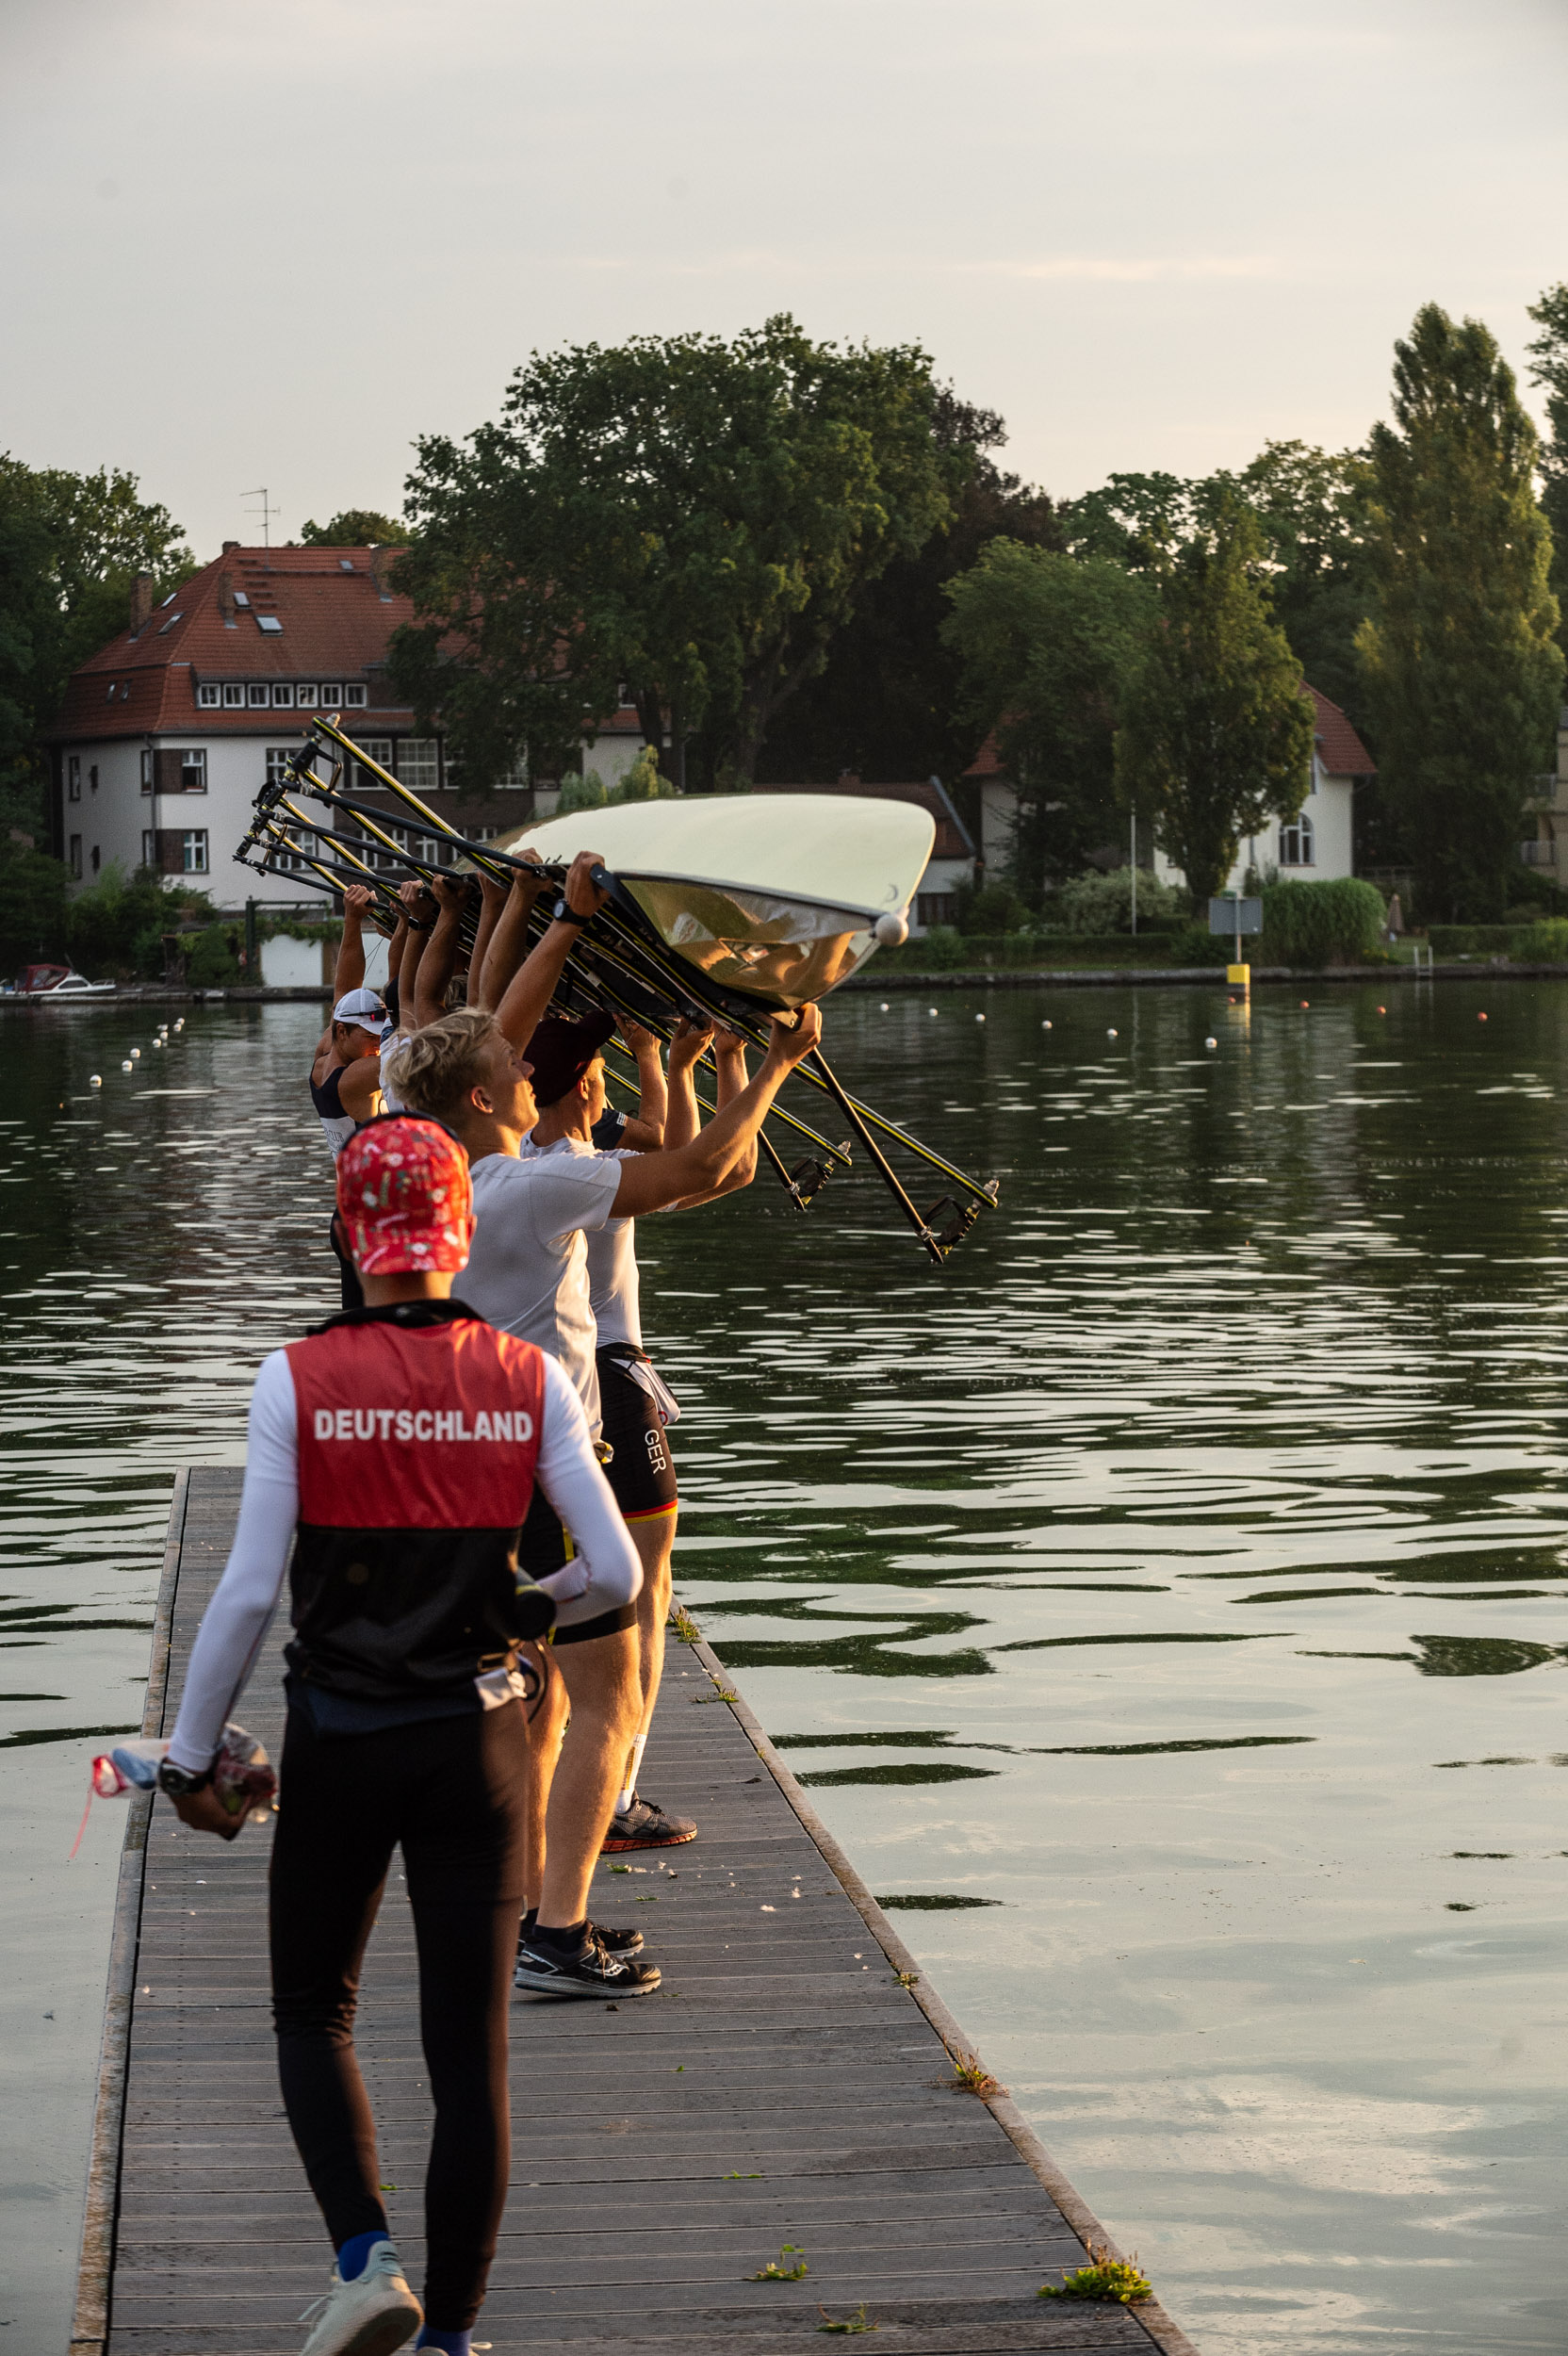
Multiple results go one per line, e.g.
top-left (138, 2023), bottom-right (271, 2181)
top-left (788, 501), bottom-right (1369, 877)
top-left (1, 983), bottom-right (1564, 2353)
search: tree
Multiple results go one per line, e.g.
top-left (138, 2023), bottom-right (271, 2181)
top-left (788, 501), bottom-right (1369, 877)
top-left (753, 391), bottom-right (1059, 786)
top-left (390, 316), bottom-right (954, 792)
top-left (0, 457), bottom-right (192, 835)
top-left (1355, 303), bottom-right (1563, 920)
top-left (1525, 283), bottom-right (1568, 662)
top-left (299, 509), bottom-right (402, 546)
top-left (1116, 505), bottom-right (1315, 908)
top-left (941, 541), bottom-right (1154, 894)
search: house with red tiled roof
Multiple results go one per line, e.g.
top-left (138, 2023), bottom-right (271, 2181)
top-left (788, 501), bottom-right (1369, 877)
top-left (966, 686), bottom-right (1375, 892)
top-left (44, 545), bottom-right (644, 906)
top-left (752, 775), bottom-right (975, 933)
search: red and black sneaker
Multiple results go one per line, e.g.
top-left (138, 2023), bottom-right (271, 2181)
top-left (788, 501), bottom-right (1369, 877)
top-left (601, 1794), bottom-right (697, 1853)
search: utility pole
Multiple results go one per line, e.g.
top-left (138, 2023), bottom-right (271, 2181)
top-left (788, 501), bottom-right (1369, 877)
top-left (1129, 803), bottom-right (1138, 936)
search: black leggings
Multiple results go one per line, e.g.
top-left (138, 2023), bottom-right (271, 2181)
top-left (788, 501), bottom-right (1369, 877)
top-left (269, 1704), bottom-right (529, 2331)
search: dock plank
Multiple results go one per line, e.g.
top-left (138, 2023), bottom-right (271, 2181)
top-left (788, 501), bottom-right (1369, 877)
top-left (75, 1467), bottom-right (1199, 2355)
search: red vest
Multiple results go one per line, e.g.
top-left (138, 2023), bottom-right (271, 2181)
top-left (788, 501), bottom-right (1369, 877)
top-left (283, 1303), bottom-right (551, 1703)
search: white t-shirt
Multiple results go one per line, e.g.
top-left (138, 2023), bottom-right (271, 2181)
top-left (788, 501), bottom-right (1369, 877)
top-left (379, 1033), bottom-right (408, 1113)
top-left (461, 1151), bottom-right (623, 1427)
top-left (164, 1346), bottom-right (641, 1772)
top-left (520, 1133), bottom-right (642, 1352)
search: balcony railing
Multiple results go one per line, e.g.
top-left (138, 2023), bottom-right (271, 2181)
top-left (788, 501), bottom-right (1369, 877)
top-left (1519, 838), bottom-right (1558, 866)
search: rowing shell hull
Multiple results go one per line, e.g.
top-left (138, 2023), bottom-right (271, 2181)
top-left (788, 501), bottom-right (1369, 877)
top-left (492, 794), bottom-right (932, 1008)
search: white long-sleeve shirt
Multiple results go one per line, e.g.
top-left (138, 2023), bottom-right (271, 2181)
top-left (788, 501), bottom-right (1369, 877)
top-left (165, 1346), bottom-right (640, 1772)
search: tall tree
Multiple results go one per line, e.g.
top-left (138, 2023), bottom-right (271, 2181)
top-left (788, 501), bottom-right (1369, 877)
top-left (0, 458), bottom-right (191, 835)
top-left (1525, 283), bottom-right (1568, 662)
top-left (1116, 505), bottom-right (1315, 907)
top-left (1356, 303), bottom-right (1563, 920)
top-left (391, 316), bottom-right (953, 792)
top-left (940, 540), bottom-right (1153, 894)
top-left (299, 509), bottom-right (402, 547)
top-left (753, 392), bottom-right (1058, 786)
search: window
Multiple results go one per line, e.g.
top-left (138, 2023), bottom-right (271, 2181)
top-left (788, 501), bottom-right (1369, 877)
top-left (343, 683), bottom-right (368, 707)
top-left (140, 749), bottom-right (153, 793)
top-left (68, 756), bottom-right (81, 801)
top-left (157, 611), bottom-right (183, 634)
top-left (917, 891), bottom-right (957, 928)
top-left (266, 748), bottom-right (298, 784)
top-left (106, 681), bottom-right (118, 700)
top-left (270, 681), bottom-right (295, 707)
top-left (256, 614), bottom-right (283, 635)
top-left (182, 830), bottom-right (208, 874)
top-left (399, 739), bottom-right (439, 794)
top-left (353, 739), bottom-right (394, 790)
top-left (233, 590), bottom-right (250, 609)
top-left (179, 749), bottom-right (206, 792)
top-left (222, 682), bottom-right (244, 707)
top-left (415, 834), bottom-right (443, 863)
top-left (494, 752), bottom-right (528, 790)
top-left (90, 764), bottom-right (98, 792)
top-left (161, 589), bottom-right (178, 607)
top-left (141, 830), bottom-right (156, 869)
top-left (320, 682), bottom-right (343, 705)
top-left (90, 845), bottom-right (101, 875)
top-left (1279, 810), bottom-right (1315, 867)
top-left (296, 682), bottom-right (318, 708)
top-left (198, 682), bottom-right (221, 708)
top-left (70, 835), bottom-right (83, 879)
top-left (247, 683), bottom-right (270, 708)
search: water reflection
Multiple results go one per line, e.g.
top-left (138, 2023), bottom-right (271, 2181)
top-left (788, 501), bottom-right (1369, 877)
top-left (2, 983), bottom-right (1566, 2351)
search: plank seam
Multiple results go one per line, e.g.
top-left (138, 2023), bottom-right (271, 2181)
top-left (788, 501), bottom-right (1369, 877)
top-left (70, 1466), bottom-right (190, 2356)
top-left (685, 1632), bottom-right (1203, 2356)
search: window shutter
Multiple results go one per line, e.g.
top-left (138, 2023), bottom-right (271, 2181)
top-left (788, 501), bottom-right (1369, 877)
top-left (154, 749), bottom-right (185, 793)
top-left (155, 829), bottom-right (184, 875)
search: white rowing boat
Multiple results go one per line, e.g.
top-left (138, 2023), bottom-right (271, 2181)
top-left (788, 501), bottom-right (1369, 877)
top-left (492, 794), bottom-right (931, 1008)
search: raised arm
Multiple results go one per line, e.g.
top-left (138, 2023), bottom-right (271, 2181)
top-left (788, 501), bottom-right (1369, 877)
top-left (395, 880), bottom-right (436, 1032)
top-left (414, 873), bottom-right (470, 1030)
top-left (617, 1018), bottom-right (667, 1149)
top-left (494, 852), bottom-right (611, 1049)
top-left (608, 1006), bottom-right (821, 1219)
top-left (477, 852), bottom-right (550, 1011)
top-left (331, 883), bottom-right (374, 998)
top-left (466, 872), bottom-right (510, 1009)
top-left (662, 1017), bottom-right (710, 1153)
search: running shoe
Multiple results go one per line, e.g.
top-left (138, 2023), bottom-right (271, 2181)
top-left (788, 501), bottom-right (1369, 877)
top-left (513, 1925), bottom-right (662, 1999)
top-left (601, 1793), bottom-right (696, 1852)
top-left (297, 2238), bottom-right (420, 2356)
top-left (520, 1911), bottom-right (643, 1956)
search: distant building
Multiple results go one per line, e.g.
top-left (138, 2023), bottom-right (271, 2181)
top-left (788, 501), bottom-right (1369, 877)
top-left (751, 776), bottom-right (976, 934)
top-left (44, 544), bottom-right (645, 908)
top-left (965, 684), bottom-right (1375, 894)
top-left (1520, 706), bottom-right (1568, 876)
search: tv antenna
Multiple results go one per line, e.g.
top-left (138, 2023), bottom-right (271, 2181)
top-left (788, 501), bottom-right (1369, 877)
top-left (242, 487), bottom-right (280, 549)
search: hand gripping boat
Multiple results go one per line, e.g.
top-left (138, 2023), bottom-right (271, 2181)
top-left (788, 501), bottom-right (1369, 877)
top-left (235, 718), bottom-right (998, 1261)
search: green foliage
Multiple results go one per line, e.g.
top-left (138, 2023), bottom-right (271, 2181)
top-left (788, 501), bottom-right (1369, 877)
top-left (614, 744), bottom-right (677, 802)
top-left (392, 315), bottom-right (954, 793)
top-left (0, 456), bottom-right (191, 835)
top-left (1039, 2250), bottom-right (1152, 2304)
top-left (1051, 865), bottom-right (1186, 933)
top-left (1526, 284), bottom-right (1568, 663)
top-left (1356, 303), bottom-right (1564, 921)
top-left (1260, 877), bottom-right (1386, 966)
top-left (941, 541), bottom-right (1154, 889)
top-left (298, 510), bottom-right (401, 547)
top-left (914, 924), bottom-right (969, 969)
top-left (64, 862), bottom-right (215, 979)
top-left (1116, 505), bottom-right (1315, 906)
top-left (185, 924), bottom-right (242, 986)
top-left (1513, 918), bottom-right (1568, 961)
top-left (756, 390), bottom-right (1058, 786)
top-left (955, 879), bottom-right (1028, 935)
top-left (0, 843), bottom-right (69, 972)
top-left (557, 767), bottom-right (609, 812)
top-left (750, 2247), bottom-right (808, 2282)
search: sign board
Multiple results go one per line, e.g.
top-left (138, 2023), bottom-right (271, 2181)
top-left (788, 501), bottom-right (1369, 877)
top-left (1208, 896), bottom-right (1263, 936)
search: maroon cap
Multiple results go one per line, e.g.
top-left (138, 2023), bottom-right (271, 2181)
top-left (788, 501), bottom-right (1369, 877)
top-left (524, 1012), bottom-right (616, 1105)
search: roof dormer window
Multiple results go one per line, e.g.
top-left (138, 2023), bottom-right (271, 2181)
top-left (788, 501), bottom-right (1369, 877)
top-left (197, 682), bottom-right (221, 708)
top-left (321, 683), bottom-right (343, 704)
top-left (161, 589), bottom-right (178, 606)
top-left (257, 614), bottom-right (283, 634)
top-left (247, 683), bottom-right (270, 708)
top-left (339, 560), bottom-right (354, 572)
top-left (223, 683), bottom-right (244, 707)
top-left (106, 681), bottom-right (118, 699)
top-left (296, 683), bottom-right (318, 708)
top-left (233, 590), bottom-right (250, 609)
top-left (271, 682), bottom-right (295, 706)
top-left (157, 612), bottom-right (183, 633)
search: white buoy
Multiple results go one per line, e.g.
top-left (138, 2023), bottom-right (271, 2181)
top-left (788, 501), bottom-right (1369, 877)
top-left (129, 1047), bottom-right (140, 1059)
top-left (90, 1074), bottom-right (102, 1088)
top-left (1041, 1020), bottom-right (1053, 1029)
top-left (975, 1013), bottom-right (986, 1024)
top-left (874, 912), bottom-right (908, 947)
top-left (121, 1060), bottom-right (132, 1072)
top-left (1107, 1028), bottom-right (1118, 1039)
top-left (1204, 1036), bottom-right (1217, 1050)
top-left (928, 1007), bottom-right (939, 1018)
top-left (879, 1002), bottom-right (890, 1013)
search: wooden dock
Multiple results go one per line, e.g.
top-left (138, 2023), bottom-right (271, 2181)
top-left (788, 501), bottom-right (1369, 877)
top-left (73, 1467), bottom-right (1200, 2356)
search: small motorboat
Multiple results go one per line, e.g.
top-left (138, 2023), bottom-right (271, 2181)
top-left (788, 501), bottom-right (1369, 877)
top-left (492, 794), bottom-right (931, 1009)
top-left (21, 970), bottom-right (117, 998)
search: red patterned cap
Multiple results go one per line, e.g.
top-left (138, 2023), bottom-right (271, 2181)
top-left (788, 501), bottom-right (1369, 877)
top-left (335, 1118), bottom-right (473, 1276)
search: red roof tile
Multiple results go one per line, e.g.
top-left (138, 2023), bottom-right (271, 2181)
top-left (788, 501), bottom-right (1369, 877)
top-left (753, 777), bottom-right (974, 860)
top-left (1307, 685), bottom-right (1375, 777)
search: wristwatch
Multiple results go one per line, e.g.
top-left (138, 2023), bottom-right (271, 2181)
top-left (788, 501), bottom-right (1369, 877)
top-left (551, 896), bottom-right (592, 926)
top-left (156, 1759), bottom-right (214, 1797)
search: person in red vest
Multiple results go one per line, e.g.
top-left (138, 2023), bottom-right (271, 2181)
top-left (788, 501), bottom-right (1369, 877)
top-left (155, 1114), bottom-right (642, 2356)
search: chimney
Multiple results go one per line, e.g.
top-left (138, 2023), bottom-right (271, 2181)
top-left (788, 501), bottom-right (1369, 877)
top-left (222, 539), bottom-right (238, 552)
top-left (129, 570), bottom-right (154, 634)
top-left (218, 571), bottom-right (236, 625)
top-left (369, 547), bottom-right (393, 600)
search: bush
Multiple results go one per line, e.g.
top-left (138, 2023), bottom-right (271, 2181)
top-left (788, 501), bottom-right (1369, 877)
top-left (0, 845), bottom-right (69, 973)
top-left (1170, 923), bottom-right (1236, 967)
top-left (1427, 924), bottom-right (1522, 957)
top-left (1511, 919), bottom-right (1568, 961)
top-left (1259, 877), bottom-right (1385, 967)
top-left (1049, 866), bottom-right (1186, 934)
top-left (66, 863), bottom-right (217, 978)
top-left (917, 924), bottom-right (969, 969)
top-left (185, 924), bottom-right (242, 986)
top-left (955, 880), bottom-right (1028, 935)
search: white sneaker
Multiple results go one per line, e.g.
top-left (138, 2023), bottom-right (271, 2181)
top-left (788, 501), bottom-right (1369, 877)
top-left (297, 2238), bottom-right (422, 2356)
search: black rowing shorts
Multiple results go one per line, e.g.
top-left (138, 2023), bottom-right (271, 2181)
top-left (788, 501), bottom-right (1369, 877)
top-left (514, 1485), bottom-right (638, 1649)
top-left (597, 1350), bottom-right (678, 1522)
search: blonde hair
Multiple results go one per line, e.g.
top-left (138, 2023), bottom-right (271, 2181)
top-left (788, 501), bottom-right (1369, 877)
top-left (389, 1006), bottom-right (500, 1124)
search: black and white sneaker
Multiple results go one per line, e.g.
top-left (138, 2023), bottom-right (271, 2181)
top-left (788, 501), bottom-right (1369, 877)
top-left (601, 1793), bottom-right (696, 1852)
top-left (513, 1924), bottom-right (662, 1999)
top-left (520, 1910), bottom-right (642, 1957)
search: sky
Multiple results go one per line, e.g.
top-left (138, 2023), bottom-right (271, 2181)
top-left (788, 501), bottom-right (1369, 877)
top-left (3, 0), bottom-right (1566, 561)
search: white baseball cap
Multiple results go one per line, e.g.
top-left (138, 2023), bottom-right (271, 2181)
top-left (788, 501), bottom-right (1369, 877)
top-left (333, 987), bottom-right (388, 1036)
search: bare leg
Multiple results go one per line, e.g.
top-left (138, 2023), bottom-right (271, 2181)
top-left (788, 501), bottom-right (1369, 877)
top-left (621, 1510), bottom-right (676, 1791)
top-left (536, 1629), bottom-right (640, 1930)
top-left (519, 1668), bottom-right (568, 1916)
